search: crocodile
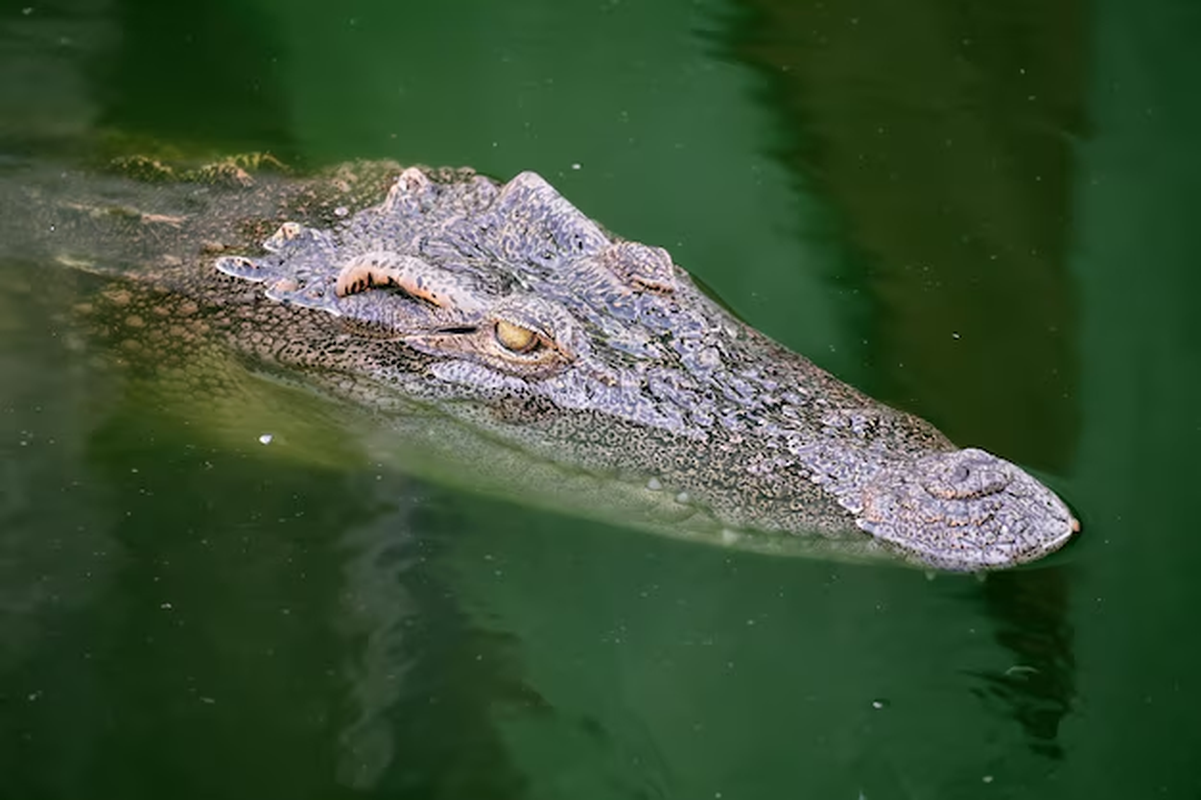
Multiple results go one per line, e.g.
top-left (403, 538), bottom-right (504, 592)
top-left (4, 157), bottom-right (1078, 571)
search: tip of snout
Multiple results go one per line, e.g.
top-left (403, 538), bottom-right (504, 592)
top-left (855, 448), bottom-right (1078, 572)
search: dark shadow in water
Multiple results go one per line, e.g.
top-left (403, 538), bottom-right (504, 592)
top-left (717, 0), bottom-right (1084, 473)
top-left (717, 0), bottom-right (1084, 758)
top-left (0, 0), bottom-right (115, 152)
top-left (97, 0), bottom-right (297, 154)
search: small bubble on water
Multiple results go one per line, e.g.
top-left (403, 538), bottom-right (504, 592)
top-left (258, 433), bottom-right (273, 445)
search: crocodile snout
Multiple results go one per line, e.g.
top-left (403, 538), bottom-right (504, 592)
top-left (856, 448), bottom-right (1077, 571)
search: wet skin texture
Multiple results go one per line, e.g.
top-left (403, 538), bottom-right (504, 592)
top-left (11, 159), bottom-right (1078, 571)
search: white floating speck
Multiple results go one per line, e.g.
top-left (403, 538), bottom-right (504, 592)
top-left (258, 433), bottom-right (273, 445)
top-left (571, 163), bottom-right (581, 170)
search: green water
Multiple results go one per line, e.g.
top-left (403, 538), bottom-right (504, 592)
top-left (2, 0), bottom-right (1199, 798)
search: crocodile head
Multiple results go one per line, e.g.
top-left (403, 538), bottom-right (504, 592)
top-left (215, 166), bottom-right (1077, 571)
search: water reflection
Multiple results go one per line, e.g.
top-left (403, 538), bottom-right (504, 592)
top-left (726, 0), bottom-right (1083, 471)
top-left (723, 0), bottom-right (1084, 761)
top-left (969, 568), bottom-right (1075, 759)
top-left (0, 263), bottom-right (122, 674)
top-left (0, 264), bottom-right (537, 796)
top-left (333, 484), bottom-right (541, 797)
top-left (104, 0), bottom-right (296, 154)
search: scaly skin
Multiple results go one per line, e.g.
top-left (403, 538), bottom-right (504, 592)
top-left (2, 157), bottom-right (1078, 571)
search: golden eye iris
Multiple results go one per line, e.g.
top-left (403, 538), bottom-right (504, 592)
top-left (495, 319), bottom-right (541, 353)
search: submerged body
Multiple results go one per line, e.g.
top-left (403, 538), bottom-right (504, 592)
top-left (4, 158), bottom-right (1076, 570)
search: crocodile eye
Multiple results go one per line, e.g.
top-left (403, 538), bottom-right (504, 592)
top-left (495, 319), bottom-right (541, 353)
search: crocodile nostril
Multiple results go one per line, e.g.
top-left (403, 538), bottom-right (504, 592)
top-left (921, 449), bottom-right (1012, 500)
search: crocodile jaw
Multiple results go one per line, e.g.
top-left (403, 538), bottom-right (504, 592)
top-left (854, 448), bottom-right (1078, 572)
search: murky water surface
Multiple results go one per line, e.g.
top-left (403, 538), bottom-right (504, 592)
top-left (2, 0), bottom-right (1200, 798)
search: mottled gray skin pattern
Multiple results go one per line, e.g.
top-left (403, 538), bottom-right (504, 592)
top-left (210, 165), bottom-right (1076, 571)
top-left (3, 158), bottom-right (1076, 571)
